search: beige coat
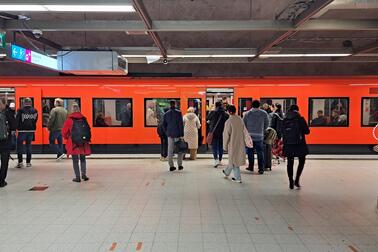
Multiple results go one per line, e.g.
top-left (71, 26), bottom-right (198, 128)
top-left (183, 113), bottom-right (201, 149)
top-left (223, 115), bottom-right (246, 167)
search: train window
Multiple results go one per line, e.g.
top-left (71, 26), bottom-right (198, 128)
top-left (188, 98), bottom-right (202, 121)
top-left (238, 98), bottom-right (252, 117)
top-left (93, 98), bottom-right (133, 127)
top-left (309, 98), bottom-right (349, 127)
top-left (145, 98), bottom-right (180, 127)
top-left (19, 97), bottom-right (34, 107)
top-left (0, 88), bottom-right (15, 106)
top-left (42, 98), bottom-right (81, 127)
top-left (362, 97), bottom-right (378, 127)
top-left (260, 98), bottom-right (297, 114)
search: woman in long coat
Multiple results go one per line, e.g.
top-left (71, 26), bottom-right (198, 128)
top-left (222, 105), bottom-right (246, 183)
top-left (183, 107), bottom-right (201, 160)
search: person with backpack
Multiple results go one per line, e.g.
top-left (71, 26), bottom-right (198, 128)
top-left (222, 105), bottom-right (246, 183)
top-left (16, 97), bottom-right (38, 168)
top-left (162, 100), bottom-right (184, 171)
top-left (282, 104), bottom-right (310, 190)
top-left (0, 98), bottom-right (17, 188)
top-left (207, 101), bottom-right (229, 168)
top-left (270, 103), bottom-right (285, 163)
top-left (62, 103), bottom-right (91, 183)
top-left (243, 100), bottom-right (269, 174)
top-left (47, 98), bottom-right (68, 160)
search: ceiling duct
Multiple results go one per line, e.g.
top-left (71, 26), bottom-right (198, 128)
top-left (57, 51), bottom-right (127, 75)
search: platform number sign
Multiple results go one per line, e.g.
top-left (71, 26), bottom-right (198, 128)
top-left (0, 33), bottom-right (5, 49)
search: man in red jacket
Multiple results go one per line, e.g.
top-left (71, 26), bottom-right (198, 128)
top-left (62, 103), bottom-right (91, 183)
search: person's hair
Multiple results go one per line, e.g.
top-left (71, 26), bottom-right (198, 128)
top-left (24, 97), bottom-right (32, 106)
top-left (72, 103), bottom-right (80, 112)
top-left (317, 110), bottom-right (324, 114)
top-left (169, 100), bottom-right (176, 107)
top-left (215, 101), bottom-right (222, 108)
top-left (54, 98), bottom-right (63, 106)
top-left (252, 100), bottom-right (260, 108)
top-left (275, 103), bottom-right (282, 111)
top-left (187, 107), bottom-right (195, 113)
top-left (228, 105), bottom-right (236, 114)
top-left (289, 104), bottom-right (299, 111)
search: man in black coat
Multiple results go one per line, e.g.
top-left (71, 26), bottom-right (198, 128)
top-left (0, 98), bottom-right (17, 188)
top-left (162, 100), bottom-right (184, 171)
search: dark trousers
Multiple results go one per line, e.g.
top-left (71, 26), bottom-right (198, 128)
top-left (287, 156), bottom-right (306, 182)
top-left (17, 132), bottom-right (33, 164)
top-left (0, 151), bottom-right (10, 183)
top-left (264, 144), bottom-right (272, 169)
top-left (160, 136), bottom-right (168, 158)
top-left (72, 155), bottom-right (86, 179)
top-left (49, 130), bottom-right (64, 158)
top-left (246, 140), bottom-right (265, 172)
top-left (212, 137), bottom-right (223, 161)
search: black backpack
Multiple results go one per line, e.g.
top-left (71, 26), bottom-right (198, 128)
top-left (71, 117), bottom-right (91, 145)
top-left (282, 118), bottom-right (302, 145)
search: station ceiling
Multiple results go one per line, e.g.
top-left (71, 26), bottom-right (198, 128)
top-left (0, 0), bottom-right (377, 77)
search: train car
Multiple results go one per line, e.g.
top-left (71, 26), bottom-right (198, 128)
top-left (0, 76), bottom-right (377, 154)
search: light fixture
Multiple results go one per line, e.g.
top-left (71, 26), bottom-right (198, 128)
top-left (260, 53), bottom-right (351, 58)
top-left (122, 55), bottom-right (161, 58)
top-left (168, 54), bottom-right (255, 58)
top-left (0, 54), bottom-right (6, 58)
top-left (0, 4), bottom-right (135, 12)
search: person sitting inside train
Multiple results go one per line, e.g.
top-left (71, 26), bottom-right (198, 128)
top-left (310, 110), bottom-right (328, 126)
top-left (119, 103), bottom-right (132, 127)
top-left (329, 110), bottom-right (340, 126)
top-left (95, 112), bottom-right (108, 127)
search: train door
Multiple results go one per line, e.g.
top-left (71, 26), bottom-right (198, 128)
top-left (15, 87), bottom-right (43, 144)
top-left (188, 98), bottom-right (203, 147)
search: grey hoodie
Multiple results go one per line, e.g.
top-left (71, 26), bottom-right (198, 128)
top-left (243, 108), bottom-right (269, 141)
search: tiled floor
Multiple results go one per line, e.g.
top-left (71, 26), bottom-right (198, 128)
top-left (0, 157), bottom-right (378, 252)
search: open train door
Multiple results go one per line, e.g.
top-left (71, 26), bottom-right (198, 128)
top-left (15, 87), bottom-right (43, 147)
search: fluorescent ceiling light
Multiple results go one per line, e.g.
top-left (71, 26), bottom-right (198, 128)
top-left (168, 54), bottom-right (255, 58)
top-left (0, 5), bottom-right (135, 12)
top-left (260, 53), bottom-right (351, 58)
top-left (122, 55), bottom-right (161, 58)
top-left (0, 54), bottom-right (6, 58)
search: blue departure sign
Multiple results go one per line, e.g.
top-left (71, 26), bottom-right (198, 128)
top-left (10, 44), bottom-right (57, 70)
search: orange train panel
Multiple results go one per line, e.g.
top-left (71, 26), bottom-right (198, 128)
top-left (0, 76), bottom-right (377, 146)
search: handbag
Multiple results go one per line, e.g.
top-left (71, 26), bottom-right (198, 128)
top-left (206, 115), bottom-right (222, 145)
top-left (175, 138), bottom-right (188, 154)
top-left (244, 126), bottom-right (253, 148)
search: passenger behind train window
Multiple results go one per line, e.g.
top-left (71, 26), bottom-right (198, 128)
top-left (145, 98), bottom-right (180, 127)
top-left (309, 98), bottom-right (349, 127)
top-left (42, 98), bottom-right (80, 127)
top-left (362, 98), bottom-right (378, 126)
top-left (92, 98), bottom-right (132, 127)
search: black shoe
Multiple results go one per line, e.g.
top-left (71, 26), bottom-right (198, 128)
top-left (289, 180), bottom-right (294, 190)
top-left (72, 178), bottom-right (81, 183)
top-left (169, 167), bottom-right (176, 172)
top-left (178, 166), bottom-right (184, 170)
top-left (258, 170), bottom-right (264, 175)
top-left (0, 181), bottom-right (7, 188)
top-left (82, 175), bottom-right (89, 181)
top-left (294, 180), bottom-right (301, 189)
top-left (246, 167), bottom-right (254, 172)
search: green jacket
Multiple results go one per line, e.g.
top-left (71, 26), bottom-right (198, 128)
top-left (47, 106), bottom-right (68, 132)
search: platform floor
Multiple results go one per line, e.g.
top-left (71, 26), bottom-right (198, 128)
top-left (1, 158), bottom-right (378, 252)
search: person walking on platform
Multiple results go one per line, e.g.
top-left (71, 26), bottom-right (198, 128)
top-left (222, 105), bottom-right (246, 183)
top-left (163, 100), bottom-right (184, 171)
top-left (157, 108), bottom-right (168, 161)
top-left (62, 103), bottom-right (91, 183)
top-left (243, 100), bottom-right (269, 174)
top-left (0, 99), bottom-right (17, 187)
top-left (207, 101), bottom-right (229, 168)
top-left (183, 107), bottom-right (201, 160)
top-left (16, 98), bottom-right (38, 168)
top-left (282, 104), bottom-right (310, 190)
top-left (47, 98), bottom-right (68, 160)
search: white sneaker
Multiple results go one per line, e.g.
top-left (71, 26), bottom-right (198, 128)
top-left (15, 163), bottom-right (23, 168)
top-left (57, 154), bottom-right (66, 161)
top-left (214, 160), bottom-right (218, 168)
top-left (26, 163), bottom-right (32, 168)
top-left (232, 178), bottom-right (242, 183)
top-left (217, 160), bottom-right (222, 166)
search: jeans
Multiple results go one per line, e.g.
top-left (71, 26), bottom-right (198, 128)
top-left (72, 155), bottom-right (86, 179)
top-left (246, 140), bottom-right (265, 172)
top-left (223, 163), bottom-right (241, 181)
top-left (287, 156), bottom-right (306, 183)
top-left (49, 130), bottom-right (64, 158)
top-left (167, 137), bottom-right (184, 168)
top-left (212, 137), bottom-right (223, 161)
top-left (160, 136), bottom-right (168, 158)
top-left (0, 151), bottom-right (10, 183)
top-left (17, 132), bottom-right (34, 164)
